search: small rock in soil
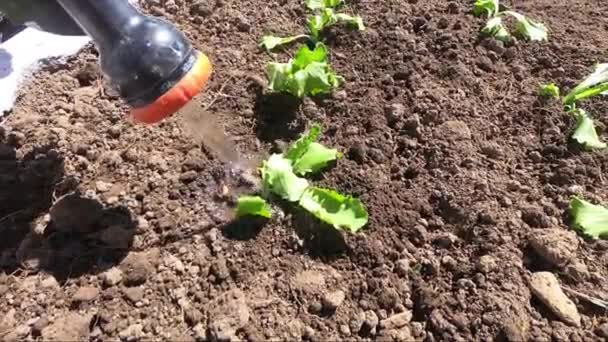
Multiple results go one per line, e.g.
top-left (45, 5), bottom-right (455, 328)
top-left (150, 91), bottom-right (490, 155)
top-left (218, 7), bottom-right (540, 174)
top-left (481, 38), bottom-right (505, 54)
top-left (119, 323), bottom-right (143, 341)
top-left (394, 259), bottom-right (410, 277)
top-left (122, 286), bottom-right (144, 304)
top-left (96, 180), bottom-right (112, 193)
top-left (377, 327), bottom-right (413, 342)
top-left (379, 311), bottom-right (412, 330)
top-left (41, 276), bottom-right (59, 289)
top-left (476, 56), bottom-right (494, 72)
top-left (476, 255), bottom-right (497, 273)
top-left (32, 316), bottom-right (49, 336)
top-left (211, 257), bottom-right (230, 281)
top-left (308, 301), bottom-right (323, 315)
top-left (349, 143), bottom-right (367, 163)
top-left (362, 310), bottom-right (379, 334)
top-left (120, 252), bottom-right (153, 286)
top-left (480, 141), bottom-right (502, 159)
top-left (521, 206), bottom-right (550, 228)
top-left (193, 323), bottom-right (206, 340)
top-left (377, 288), bottom-right (399, 310)
top-left (433, 232), bottom-right (459, 248)
top-left (50, 194), bottom-right (103, 233)
top-left (184, 156), bottom-right (206, 171)
top-left (385, 103), bottom-right (406, 126)
top-left (529, 229), bottom-right (579, 267)
top-left (184, 307), bottom-right (204, 326)
top-left (179, 171), bottom-right (198, 183)
top-left (529, 272), bottom-right (581, 327)
top-left (165, 254), bottom-right (185, 274)
top-left (564, 261), bottom-right (589, 281)
top-left (101, 267), bottom-right (123, 286)
top-left (72, 286), bottom-right (99, 302)
top-left (438, 120), bottom-right (471, 141)
top-left (501, 316), bottom-right (529, 342)
top-left (303, 326), bottom-right (315, 339)
top-left (206, 289), bottom-right (250, 341)
top-left (322, 290), bottom-right (346, 312)
top-left (41, 313), bottom-right (91, 341)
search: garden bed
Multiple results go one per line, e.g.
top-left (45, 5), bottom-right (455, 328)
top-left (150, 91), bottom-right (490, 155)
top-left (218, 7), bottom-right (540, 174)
top-left (1, 0), bottom-right (607, 340)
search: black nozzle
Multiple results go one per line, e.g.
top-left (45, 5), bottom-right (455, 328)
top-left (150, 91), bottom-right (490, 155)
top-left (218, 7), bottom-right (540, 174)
top-left (56, 0), bottom-right (197, 108)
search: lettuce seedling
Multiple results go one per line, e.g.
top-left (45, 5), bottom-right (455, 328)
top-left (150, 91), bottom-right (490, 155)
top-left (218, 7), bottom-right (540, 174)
top-left (571, 109), bottom-right (606, 150)
top-left (563, 63), bottom-right (608, 106)
top-left (283, 123), bottom-right (341, 175)
top-left (299, 187), bottom-right (368, 232)
top-left (473, 0), bottom-right (499, 17)
top-left (539, 83), bottom-right (560, 98)
top-left (307, 8), bottom-right (365, 40)
top-left (236, 124), bottom-right (367, 232)
top-left (504, 11), bottom-right (548, 42)
top-left (260, 0), bottom-right (363, 51)
top-left (542, 64), bottom-right (608, 150)
top-left (236, 196), bottom-right (272, 218)
top-left (481, 17), bottom-right (510, 42)
top-left (259, 34), bottom-right (311, 51)
top-left (261, 154), bottom-right (311, 202)
top-left (266, 42), bottom-right (341, 97)
top-left (306, 0), bottom-right (342, 10)
top-left (570, 197), bottom-right (608, 239)
top-left (474, 0), bottom-right (548, 42)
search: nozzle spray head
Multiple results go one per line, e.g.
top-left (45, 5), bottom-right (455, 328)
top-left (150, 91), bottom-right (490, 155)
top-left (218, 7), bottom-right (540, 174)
top-left (56, 0), bottom-right (212, 123)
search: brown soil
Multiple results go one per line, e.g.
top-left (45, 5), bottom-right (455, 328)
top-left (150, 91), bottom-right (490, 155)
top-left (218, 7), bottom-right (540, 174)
top-left (2, 0), bottom-right (608, 341)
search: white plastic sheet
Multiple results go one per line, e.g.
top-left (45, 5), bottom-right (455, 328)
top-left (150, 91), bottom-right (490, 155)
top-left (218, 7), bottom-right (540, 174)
top-left (0, 27), bottom-right (90, 113)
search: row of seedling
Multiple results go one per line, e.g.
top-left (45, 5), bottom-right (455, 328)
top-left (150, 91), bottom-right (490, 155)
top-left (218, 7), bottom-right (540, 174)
top-left (233, 1), bottom-right (368, 232)
top-left (259, 0), bottom-right (365, 98)
top-left (540, 65), bottom-right (608, 239)
top-left (473, 2), bottom-right (608, 239)
top-left (473, 0), bottom-right (548, 42)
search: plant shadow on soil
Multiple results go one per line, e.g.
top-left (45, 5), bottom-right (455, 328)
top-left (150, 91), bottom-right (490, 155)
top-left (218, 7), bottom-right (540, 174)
top-left (222, 202), bottom-right (347, 261)
top-left (253, 92), bottom-right (305, 143)
top-left (0, 139), bottom-right (135, 282)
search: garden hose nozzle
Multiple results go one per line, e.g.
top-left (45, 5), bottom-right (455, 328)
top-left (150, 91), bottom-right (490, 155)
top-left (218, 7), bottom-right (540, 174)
top-left (56, 0), bottom-right (212, 124)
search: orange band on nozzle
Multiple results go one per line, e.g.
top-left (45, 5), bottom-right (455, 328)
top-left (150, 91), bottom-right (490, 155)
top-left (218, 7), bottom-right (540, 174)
top-left (130, 51), bottom-right (212, 124)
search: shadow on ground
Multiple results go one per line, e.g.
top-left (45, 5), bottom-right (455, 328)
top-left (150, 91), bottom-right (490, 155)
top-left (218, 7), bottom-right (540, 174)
top-left (253, 93), bottom-right (304, 143)
top-left (221, 202), bottom-right (347, 261)
top-left (0, 136), bottom-right (135, 281)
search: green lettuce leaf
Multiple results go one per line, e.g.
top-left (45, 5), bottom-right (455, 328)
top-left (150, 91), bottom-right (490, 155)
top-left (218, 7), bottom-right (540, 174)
top-left (236, 196), bottom-right (272, 218)
top-left (266, 43), bottom-right (340, 97)
top-left (481, 16), bottom-right (510, 42)
top-left (571, 109), bottom-right (606, 150)
top-left (563, 64), bottom-right (608, 105)
top-left (307, 8), bottom-right (365, 39)
top-left (293, 42), bottom-right (328, 69)
top-left (505, 11), bottom-right (548, 42)
top-left (293, 142), bottom-right (341, 175)
top-left (298, 187), bottom-right (368, 232)
top-left (259, 34), bottom-right (310, 51)
top-left (539, 83), bottom-right (560, 98)
top-left (261, 154), bottom-right (310, 202)
top-left (570, 197), bottom-right (608, 239)
top-left (285, 124), bottom-right (321, 161)
top-left (473, 0), bottom-right (499, 17)
top-left (305, 0), bottom-right (342, 10)
top-left (335, 13), bottom-right (366, 31)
